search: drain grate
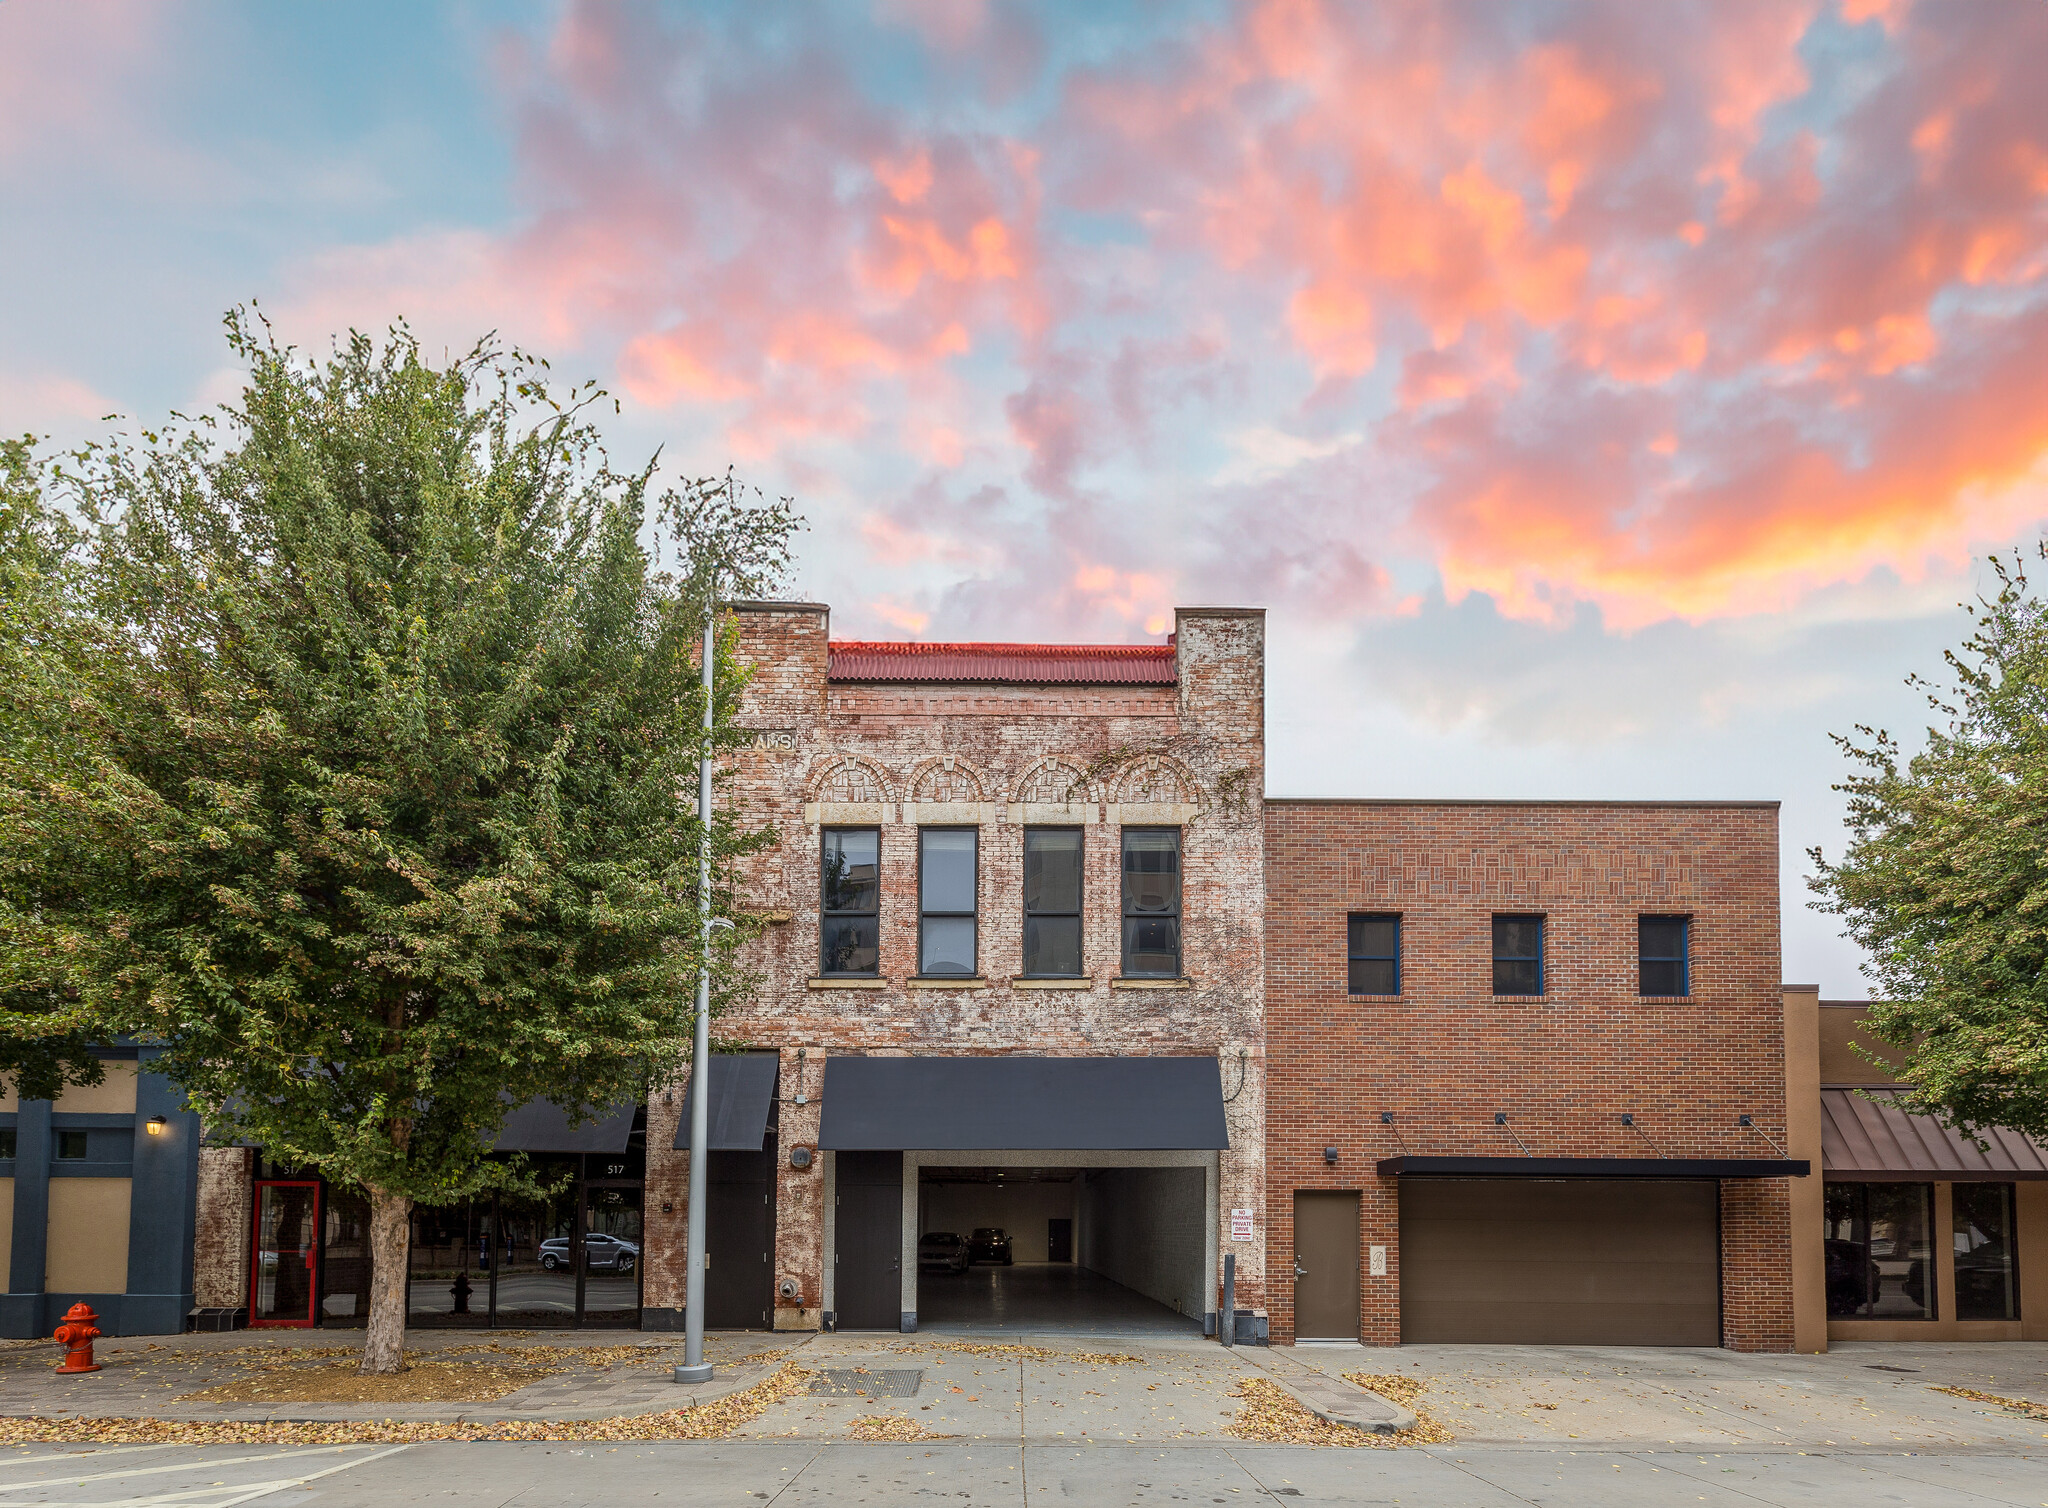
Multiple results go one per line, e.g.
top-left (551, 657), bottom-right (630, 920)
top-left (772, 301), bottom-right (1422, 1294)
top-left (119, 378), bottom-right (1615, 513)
top-left (809, 1367), bottom-right (923, 1398)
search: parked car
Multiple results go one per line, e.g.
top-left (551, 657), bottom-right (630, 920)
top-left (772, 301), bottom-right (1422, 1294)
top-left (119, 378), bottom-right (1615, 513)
top-left (968, 1227), bottom-right (1014, 1265)
top-left (537, 1232), bottom-right (639, 1273)
top-left (918, 1231), bottom-right (971, 1273)
top-left (1824, 1238), bottom-right (1879, 1314)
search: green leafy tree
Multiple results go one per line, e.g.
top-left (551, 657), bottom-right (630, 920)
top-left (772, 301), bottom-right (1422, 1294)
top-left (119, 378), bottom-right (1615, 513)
top-left (0, 315), bottom-right (798, 1371)
top-left (1812, 548), bottom-right (2048, 1143)
top-left (0, 438), bottom-right (112, 1102)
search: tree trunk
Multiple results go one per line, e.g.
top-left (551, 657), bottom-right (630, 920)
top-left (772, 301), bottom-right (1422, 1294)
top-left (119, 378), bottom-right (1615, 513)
top-left (361, 1184), bottom-right (412, 1375)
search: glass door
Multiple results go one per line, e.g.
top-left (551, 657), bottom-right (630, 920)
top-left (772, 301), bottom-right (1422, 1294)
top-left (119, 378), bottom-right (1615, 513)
top-left (250, 1180), bottom-right (321, 1327)
top-left (579, 1182), bottom-right (643, 1326)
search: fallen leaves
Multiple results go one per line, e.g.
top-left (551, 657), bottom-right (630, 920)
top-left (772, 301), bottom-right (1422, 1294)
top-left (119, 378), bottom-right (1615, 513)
top-left (846, 1413), bottom-right (948, 1442)
top-left (1933, 1385), bottom-right (2048, 1421)
top-left (1225, 1375), bottom-right (1455, 1449)
top-left (0, 1362), bottom-right (813, 1447)
top-left (1066, 1352), bottom-right (1141, 1366)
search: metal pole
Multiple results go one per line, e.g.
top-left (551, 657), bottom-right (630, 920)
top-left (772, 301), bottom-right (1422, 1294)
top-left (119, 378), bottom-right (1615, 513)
top-left (676, 598), bottom-right (717, 1385)
top-left (1221, 1252), bottom-right (1236, 1347)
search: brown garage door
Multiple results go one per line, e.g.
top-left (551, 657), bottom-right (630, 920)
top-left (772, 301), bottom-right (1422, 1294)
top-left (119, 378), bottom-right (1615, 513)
top-left (1400, 1179), bottom-right (1719, 1345)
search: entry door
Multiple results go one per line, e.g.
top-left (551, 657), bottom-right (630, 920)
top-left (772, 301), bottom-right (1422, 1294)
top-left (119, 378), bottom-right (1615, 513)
top-left (1048, 1218), bottom-right (1073, 1263)
top-left (835, 1150), bottom-right (902, 1330)
top-left (1292, 1191), bottom-right (1360, 1339)
top-left (708, 1145), bottom-right (775, 1329)
top-left (579, 1182), bottom-right (644, 1326)
top-left (1399, 1179), bottom-right (1719, 1345)
top-left (251, 1181), bottom-right (321, 1328)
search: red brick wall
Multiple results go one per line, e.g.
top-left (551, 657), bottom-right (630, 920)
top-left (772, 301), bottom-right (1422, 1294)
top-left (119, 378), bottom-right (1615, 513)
top-left (1263, 800), bottom-right (1793, 1351)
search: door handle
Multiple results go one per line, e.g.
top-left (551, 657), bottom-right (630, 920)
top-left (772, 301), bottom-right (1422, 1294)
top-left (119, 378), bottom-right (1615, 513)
top-left (1292, 1257), bottom-right (1307, 1280)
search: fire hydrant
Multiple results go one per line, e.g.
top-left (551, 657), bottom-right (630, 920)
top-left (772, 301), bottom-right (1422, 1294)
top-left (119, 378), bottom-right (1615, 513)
top-left (53, 1303), bottom-right (100, 1374)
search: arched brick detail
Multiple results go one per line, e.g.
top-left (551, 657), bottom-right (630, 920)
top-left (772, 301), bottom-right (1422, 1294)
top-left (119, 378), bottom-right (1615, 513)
top-left (1013, 757), bottom-right (1092, 804)
top-left (907, 757), bottom-right (986, 804)
top-left (807, 755), bottom-right (894, 804)
top-left (1112, 753), bottom-right (1198, 805)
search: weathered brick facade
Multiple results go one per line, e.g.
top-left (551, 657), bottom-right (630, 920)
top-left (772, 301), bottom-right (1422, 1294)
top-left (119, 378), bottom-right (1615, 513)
top-left (1262, 799), bottom-right (1795, 1351)
top-left (643, 604), bottom-right (1269, 1331)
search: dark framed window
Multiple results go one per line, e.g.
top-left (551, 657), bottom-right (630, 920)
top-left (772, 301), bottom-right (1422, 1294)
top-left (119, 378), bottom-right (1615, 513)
top-left (1121, 827), bottom-right (1181, 978)
top-left (1824, 1181), bottom-right (1935, 1319)
top-left (1492, 914), bottom-right (1543, 996)
top-left (1023, 828), bottom-right (1084, 977)
top-left (54, 1129), bottom-right (88, 1161)
top-left (1347, 914), bottom-right (1400, 995)
top-left (820, 827), bottom-right (880, 976)
top-left (1639, 915), bottom-right (1690, 996)
top-left (0, 1127), bottom-right (18, 1159)
top-left (1954, 1182), bottom-right (2020, 1321)
top-left (918, 827), bottom-right (978, 977)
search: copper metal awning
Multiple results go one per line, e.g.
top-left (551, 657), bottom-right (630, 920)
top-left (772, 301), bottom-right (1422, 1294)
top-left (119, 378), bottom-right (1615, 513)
top-left (1821, 1088), bottom-right (2048, 1180)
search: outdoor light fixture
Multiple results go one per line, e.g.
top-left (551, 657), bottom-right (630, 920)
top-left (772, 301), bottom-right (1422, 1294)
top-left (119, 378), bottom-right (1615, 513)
top-left (1323, 1146), bottom-right (1339, 1165)
top-left (144, 1116), bottom-right (166, 1136)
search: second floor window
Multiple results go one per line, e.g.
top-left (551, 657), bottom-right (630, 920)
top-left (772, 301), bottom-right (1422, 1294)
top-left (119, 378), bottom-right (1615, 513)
top-left (1492, 914), bottom-right (1543, 995)
top-left (1639, 915), bottom-right (1690, 996)
top-left (1121, 827), bottom-right (1181, 977)
top-left (820, 827), bottom-right (879, 975)
top-left (1023, 827), bottom-right (1084, 977)
top-left (919, 827), bottom-right (978, 976)
top-left (1347, 913), bottom-right (1400, 994)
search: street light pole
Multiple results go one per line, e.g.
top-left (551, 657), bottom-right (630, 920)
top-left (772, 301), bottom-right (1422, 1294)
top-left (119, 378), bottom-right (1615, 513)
top-left (676, 596), bottom-right (717, 1385)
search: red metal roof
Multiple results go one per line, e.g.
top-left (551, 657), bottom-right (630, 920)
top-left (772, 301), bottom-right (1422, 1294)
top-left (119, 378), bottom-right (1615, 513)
top-left (1820, 1089), bottom-right (2048, 1179)
top-left (828, 640), bottom-right (1176, 685)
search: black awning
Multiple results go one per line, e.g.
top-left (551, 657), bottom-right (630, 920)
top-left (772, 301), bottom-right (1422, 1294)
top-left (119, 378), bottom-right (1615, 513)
top-left (674, 1053), bottom-right (780, 1151)
top-left (1376, 1155), bottom-right (1809, 1179)
top-left (818, 1054), bottom-right (1229, 1151)
top-left (494, 1098), bottom-right (637, 1153)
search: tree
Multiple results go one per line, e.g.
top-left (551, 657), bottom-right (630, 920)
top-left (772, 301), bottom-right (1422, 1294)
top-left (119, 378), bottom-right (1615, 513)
top-left (0, 438), bottom-right (113, 1103)
top-left (0, 314), bottom-right (798, 1371)
top-left (1811, 547), bottom-right (2048, 1143)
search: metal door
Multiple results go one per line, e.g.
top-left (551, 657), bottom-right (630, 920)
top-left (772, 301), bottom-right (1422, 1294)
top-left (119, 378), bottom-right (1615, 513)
top-left (1292, 1191), bottom-right (1360, 1340)
top-left (1047, 1218), bottom-right (1073, 1263)
top-left (835, 1150), bottom-right (902, 1330)
top-left (708, 1146), bottom-right (775, 1329)
top-left (250, 1180), bottom-right (321, 1328)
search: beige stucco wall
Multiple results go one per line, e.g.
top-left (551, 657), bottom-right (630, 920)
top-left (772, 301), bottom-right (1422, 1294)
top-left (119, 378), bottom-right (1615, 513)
top-left (1783, 986), bottom-right (1826, 1352)
top-left (54, 1063), bottom-right (137, 1115)
top-left (46, 1178), bottom-right (130, 1294)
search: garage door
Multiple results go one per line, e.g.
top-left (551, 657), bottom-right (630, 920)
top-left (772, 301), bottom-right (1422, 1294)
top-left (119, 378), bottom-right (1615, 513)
top-left (1400, 1179), bottom-right (1719, 1345)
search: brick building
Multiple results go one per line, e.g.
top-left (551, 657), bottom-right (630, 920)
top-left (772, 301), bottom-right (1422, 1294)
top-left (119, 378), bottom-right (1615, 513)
top-left (1263, 800), bottom-right (1802, 1350)
top-left (639, 602), bottom-right (1271, 1337)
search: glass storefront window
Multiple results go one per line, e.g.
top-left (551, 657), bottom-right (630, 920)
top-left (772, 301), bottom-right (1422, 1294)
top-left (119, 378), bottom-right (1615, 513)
top-left (1953, 1182), bottom-right (2020, 1321)
top-left (1824, 1181), bottom-right (1935, 1319)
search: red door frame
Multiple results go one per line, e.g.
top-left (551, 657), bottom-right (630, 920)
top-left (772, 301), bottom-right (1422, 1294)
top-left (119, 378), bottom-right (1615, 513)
top-left (249, 1180), bottom-right (322, 1328)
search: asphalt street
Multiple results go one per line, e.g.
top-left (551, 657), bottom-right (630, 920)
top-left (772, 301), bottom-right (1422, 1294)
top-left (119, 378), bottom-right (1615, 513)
top-left (0, 1439), bottom-right (2040, 1507)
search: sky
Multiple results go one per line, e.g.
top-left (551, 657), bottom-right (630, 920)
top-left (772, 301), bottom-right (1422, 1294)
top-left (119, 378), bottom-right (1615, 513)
top-left (6, 0), bottom-right (2048, 996)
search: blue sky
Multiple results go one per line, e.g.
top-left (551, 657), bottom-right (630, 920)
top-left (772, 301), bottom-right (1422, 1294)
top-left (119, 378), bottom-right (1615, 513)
top-left (8, 0), bottom-right (2048, 994)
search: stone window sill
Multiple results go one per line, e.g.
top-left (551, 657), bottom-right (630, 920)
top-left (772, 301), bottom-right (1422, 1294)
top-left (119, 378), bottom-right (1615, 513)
top-left (1011, 977), bottom-right (1093, 990)
top-left (906, 977), bottom-right (990, 990)
top-left (1111, 977), bottom-right (1193, 990)
top-left (807, 977), bottom-right (888, 990)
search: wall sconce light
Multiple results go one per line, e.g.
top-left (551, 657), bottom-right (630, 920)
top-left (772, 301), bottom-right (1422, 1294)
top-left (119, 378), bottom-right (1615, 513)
top-left (145, 1116), bottom-right (167, 1136)
top-left (1322, 1147), bottom-right (1339, 1165)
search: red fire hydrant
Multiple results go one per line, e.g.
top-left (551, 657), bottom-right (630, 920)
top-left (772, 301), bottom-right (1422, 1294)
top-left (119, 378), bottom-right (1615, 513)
top-left (53, 1303), bottom-right (100, 1374)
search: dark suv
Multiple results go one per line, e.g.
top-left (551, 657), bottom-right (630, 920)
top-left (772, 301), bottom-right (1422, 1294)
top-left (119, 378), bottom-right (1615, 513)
top-left (968, 1227), bottom-right (1014, 1265)
top-left (919, 1232), bottom-right (971, 1273)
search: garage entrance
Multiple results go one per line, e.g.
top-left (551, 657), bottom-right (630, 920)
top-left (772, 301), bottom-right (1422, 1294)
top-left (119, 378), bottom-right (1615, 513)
top-left (915, 1165), bottom-right (1206, 1335)
top-left (1399, 1178), bottom-right (1720, 1345)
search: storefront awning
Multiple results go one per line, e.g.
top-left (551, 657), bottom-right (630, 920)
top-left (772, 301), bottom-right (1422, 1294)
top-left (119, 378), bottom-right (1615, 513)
top-left (674, 1053), bottom-right (780, 1151)
top-left (818, 1054), bottom-right (1229, 1151)
top-left (1822, 1088), bottom-right (2048, 1180)
top-left (494, 1098), bottom-right (636, 1153)
top-left (1376, 1156), bottom-right (1808, 1178)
